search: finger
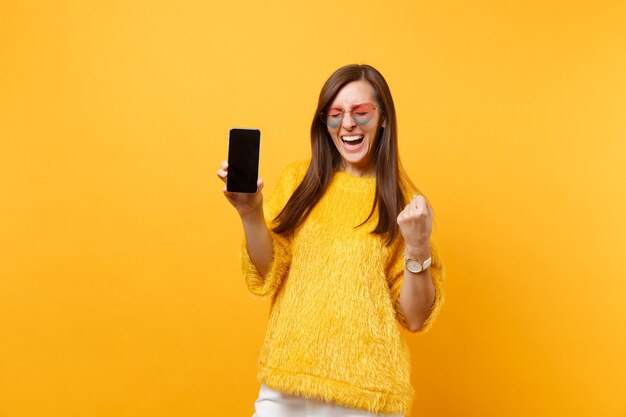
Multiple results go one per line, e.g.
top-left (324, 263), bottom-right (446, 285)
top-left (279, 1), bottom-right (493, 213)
top-left (412, 195), bottom-right (425, 208)
top-left (415, 196), bottom-right (430, 213)
top-left (220, 160), bottom-right (228, 170)
top-left (416, 196), bottom-right (432, 220)
top-left (402, 204), bottom-right (415, 221)
top-left (398, 204), bottom-right (409, 220)
top-left (405, 203), bottom-right (414, 217)
top-left (216, 169), bottom-right (227, 183)
top-left (427, 201), bottom-right (434, 223)
top-left (256, 178), bottom-right (264, 193)
top-left (408, 201), bottom-right (426, 219)
top-left (424, 198), bottom-right (432, 217)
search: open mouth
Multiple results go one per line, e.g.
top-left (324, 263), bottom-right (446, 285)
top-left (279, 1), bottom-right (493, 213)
top-left (341, 135), bottom-right (364, 145)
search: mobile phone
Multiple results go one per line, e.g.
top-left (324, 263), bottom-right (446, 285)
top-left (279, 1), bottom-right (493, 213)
top-left (227, 128), bottom-right (261, 193)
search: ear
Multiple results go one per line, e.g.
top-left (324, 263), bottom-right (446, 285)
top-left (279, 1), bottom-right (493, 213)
top-left (381, 118), bottom-right (386, 128)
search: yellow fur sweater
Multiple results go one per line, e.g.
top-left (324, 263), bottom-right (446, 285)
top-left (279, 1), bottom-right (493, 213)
top-left (241, 160), bottom-right (445, 416)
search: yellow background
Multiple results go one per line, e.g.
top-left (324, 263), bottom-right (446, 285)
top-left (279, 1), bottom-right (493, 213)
top-left (1, 0), bottom-right (625, 416)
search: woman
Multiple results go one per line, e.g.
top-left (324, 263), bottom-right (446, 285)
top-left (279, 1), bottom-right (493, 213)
top-left (217, 64), bottom-right (445, 417)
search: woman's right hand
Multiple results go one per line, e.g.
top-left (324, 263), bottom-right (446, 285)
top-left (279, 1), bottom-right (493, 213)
top-left (216, 161), bottom-right (265, 217)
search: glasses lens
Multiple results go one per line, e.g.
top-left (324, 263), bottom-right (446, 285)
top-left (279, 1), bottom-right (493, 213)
top-left (352, 104), bottom-right (375, 126)
top-left (325, 109), bottom-right (343, 128)
top-left (323, 103), bottom-right (376, 128)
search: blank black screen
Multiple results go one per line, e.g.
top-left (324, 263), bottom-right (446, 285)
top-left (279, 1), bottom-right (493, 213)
top-left (227, 128), bottom-right (260, 193)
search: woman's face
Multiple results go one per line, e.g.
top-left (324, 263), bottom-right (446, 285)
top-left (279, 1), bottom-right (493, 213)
top-left (325, 80), bottom-right (384, 177)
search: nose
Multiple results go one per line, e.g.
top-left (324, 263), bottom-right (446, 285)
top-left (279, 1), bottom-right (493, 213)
top-left (341, 111), bottom-right (356, 129)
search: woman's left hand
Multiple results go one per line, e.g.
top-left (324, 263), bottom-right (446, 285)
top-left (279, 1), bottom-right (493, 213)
top-left (397, 195), bottom-right (433, 257)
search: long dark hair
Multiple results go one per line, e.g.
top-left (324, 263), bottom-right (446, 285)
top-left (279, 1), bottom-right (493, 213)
top-left (273, 64), bottom-right (419, 245)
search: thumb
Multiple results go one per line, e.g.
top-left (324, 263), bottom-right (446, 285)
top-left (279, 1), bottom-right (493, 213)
top-left (256, 178), bottom-right (264, 193)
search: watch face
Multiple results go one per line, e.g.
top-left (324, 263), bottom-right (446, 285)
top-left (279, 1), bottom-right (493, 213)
top-left (407, 259), bottom-right (422, 273)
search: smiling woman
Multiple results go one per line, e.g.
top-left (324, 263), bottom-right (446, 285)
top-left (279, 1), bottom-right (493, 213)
top-left (322, 86), bottom-right (382, 177)
top-left (217, 64), bottom-right (445, 417)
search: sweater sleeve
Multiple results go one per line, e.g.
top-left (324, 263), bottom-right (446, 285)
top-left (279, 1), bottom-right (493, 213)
top-left (240, 161), bottom-right (307, 298)
top-left (387, 236), bottom-right (446, 332)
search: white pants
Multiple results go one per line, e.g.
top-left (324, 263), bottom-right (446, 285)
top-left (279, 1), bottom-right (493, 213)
top-left (252, 384), bottom-right (404, 417)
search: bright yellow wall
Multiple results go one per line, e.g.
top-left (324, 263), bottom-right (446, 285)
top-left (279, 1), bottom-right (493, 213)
top-left (1, 0), bottom-right (625, 416)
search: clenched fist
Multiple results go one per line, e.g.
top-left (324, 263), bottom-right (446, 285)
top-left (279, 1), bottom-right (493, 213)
top-left (397, 195), bottom-right (433, 258)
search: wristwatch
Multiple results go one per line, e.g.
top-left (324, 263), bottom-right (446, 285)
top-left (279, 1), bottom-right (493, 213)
top-left (403, 252), bottom-right (432, 273)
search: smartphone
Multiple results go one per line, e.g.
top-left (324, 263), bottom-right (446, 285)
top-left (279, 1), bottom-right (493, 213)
top-left (227, 128), bottom-right (261, 193)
